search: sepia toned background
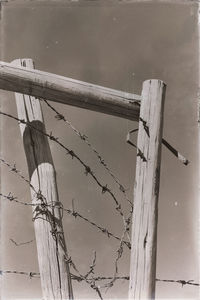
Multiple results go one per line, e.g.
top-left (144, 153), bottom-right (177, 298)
top-left (0, 0), bottom-right (199, 299)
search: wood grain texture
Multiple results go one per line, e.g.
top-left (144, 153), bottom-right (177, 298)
top-left (12, 59), bottom-right (73, 300)
top-left (0, 60), bottom-right (141, 121)
top-left (129, 80), bottom-right (166, 300)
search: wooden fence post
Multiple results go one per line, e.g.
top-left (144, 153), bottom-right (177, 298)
top-left (129, 79), bottom-right (166, 299)
top-left (12, 58), bottom-right (73, 300)
top-left (0, 60), bottom-right (141, 121)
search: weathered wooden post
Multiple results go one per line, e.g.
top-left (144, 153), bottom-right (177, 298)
top-left (12, 59), bottom-right (73, 300)
top-left (0, 61), bottom-right (141, 121)
top-left (129, 80), bottom-right (166, 299)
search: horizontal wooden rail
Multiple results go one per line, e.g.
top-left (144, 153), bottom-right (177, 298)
top-left (0, 61), bottom-right (141, 121)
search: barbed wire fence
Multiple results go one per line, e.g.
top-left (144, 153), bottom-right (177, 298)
top-left (0, 269), bottom-right (199, 288)
top-left (0, 103), bottom-right (199, 298)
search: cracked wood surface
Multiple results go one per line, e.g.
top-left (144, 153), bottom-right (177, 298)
top-left (129, 79), bottom-right (166, 299)
top-left (12, 58), bottom-right (73, 300)
top-left (0, 60), bottom-right (141, 121)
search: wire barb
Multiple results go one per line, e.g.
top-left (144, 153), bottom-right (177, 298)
top-left (126, 128), bottom-right (189, 166)
top-left (0, 188), bottom-right (131, 249)
top-left (10, 238), bottom-right (35, 247)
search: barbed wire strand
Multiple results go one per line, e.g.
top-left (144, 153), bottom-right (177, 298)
top-left (101, 210), bottom-right (132, 290)
top-left (65, 256), bottom-right (103, 299)
top-left (10, 238), bottom-right (35, 246)
top-left (0, 157), bottom-right (35, 192)
top-left (0, 191), bottom-right (130, 249)
top-left (42, 99), bottom-right (132, 207)
top-left (62, 206), bottom-right (131, 249)
top-left (0, 157), bottom-right (48, 206)
top-left (84, 251), bottom-right (97, 279)
top-left (0, 192), bottom-right (36, 207)
top-left (0, 110), bottom-right (131, 242)
top-left (0, 269), bottom-right (199, 287)
top-left (0, 270), bottom-right (40, 278)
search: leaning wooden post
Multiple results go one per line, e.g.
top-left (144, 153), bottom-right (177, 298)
top-left (12, 59), bottom-right (74, 300)
top-left (129, 80), bottom-right (166, 299)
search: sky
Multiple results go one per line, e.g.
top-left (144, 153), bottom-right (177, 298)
top-left (0, 0), bottom-right (199, 299)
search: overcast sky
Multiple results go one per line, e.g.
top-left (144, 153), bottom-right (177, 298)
top-left (0, 0), bottom-right (199, 299)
